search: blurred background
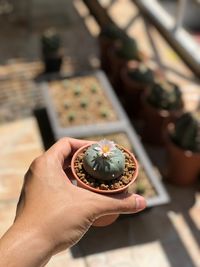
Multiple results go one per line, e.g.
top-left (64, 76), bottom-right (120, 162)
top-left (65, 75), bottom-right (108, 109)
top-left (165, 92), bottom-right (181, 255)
top-left (0, 0), bottom-right (199, 267)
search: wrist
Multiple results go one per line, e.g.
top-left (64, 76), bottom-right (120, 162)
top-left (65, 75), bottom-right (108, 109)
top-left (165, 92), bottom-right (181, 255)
top-left (0, 217), bottom-right (54, 267)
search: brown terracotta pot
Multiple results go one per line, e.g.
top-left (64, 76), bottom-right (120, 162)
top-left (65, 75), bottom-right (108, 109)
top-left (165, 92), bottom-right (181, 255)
top-left (71, 144), bottom-right (139, 227)
top-left (108, 47), bottom-right (129, 92)
top-left (120, 62), bottom-right (149, 118)
top-left (140, 93), bottom-right (183, 146)
top-left (98, 35), bottom-right (115, 74)
top-left (165, 124), bottom-right (200, 186)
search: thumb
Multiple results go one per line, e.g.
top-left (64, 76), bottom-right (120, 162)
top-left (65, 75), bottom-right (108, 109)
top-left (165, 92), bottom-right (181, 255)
top-left (95, 192), bottom-right (146, 216)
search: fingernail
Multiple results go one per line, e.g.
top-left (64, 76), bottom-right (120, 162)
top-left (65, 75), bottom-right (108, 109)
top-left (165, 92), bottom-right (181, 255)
top-left (135, 195), bottom-right (146, 211)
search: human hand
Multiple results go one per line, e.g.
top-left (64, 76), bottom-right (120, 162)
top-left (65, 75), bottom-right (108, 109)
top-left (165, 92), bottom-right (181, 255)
top-left (0, 138), bottom-right (146, 267)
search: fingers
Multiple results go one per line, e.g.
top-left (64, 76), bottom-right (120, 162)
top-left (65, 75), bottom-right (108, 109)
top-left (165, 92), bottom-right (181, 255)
top-left (46, 137), bottom-right (95, 165)
top-left (94, 191), bottom-right (146, 216)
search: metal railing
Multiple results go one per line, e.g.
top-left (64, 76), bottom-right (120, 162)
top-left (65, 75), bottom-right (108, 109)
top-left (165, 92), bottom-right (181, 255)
top-left (132, 0), bottom-right (200, 77)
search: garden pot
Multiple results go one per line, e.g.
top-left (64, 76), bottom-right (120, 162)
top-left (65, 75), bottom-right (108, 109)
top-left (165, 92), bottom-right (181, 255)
top-left (44, 56), bottom-right (63, 73)
top-left (71, 144), bottom-right (139, 227)
top-left (98, 35), bottom-right (115, 74)
top-left (165, 123), bottom-right (200, 186)
top-left (108, 48), bottom-right (129, 93)
top-left (120, 63), bottom-right (149, 118)
top-left (140, 93), bottom-right (183, 146)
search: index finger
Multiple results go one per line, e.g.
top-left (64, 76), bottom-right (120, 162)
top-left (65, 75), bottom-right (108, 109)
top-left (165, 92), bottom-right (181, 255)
top-left (46, 137), bottom-right (95, 165)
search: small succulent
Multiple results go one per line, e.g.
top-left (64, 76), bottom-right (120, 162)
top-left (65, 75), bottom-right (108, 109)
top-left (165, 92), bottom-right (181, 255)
top-left (147, 80), bottom-right (183, 110)
top-left (91, 85), bottom-right (98, 94)
top-left (74, 86), bottom-right (82, 96)
top-left (68, 112), bottom-right (76, 122)
top-left (100, 108), bottom-right (109, 118)
top-left (99, 23), bottom-right (125, 40)
top-left (135, 181), bottom-right (146, 195)
top-left (63, 100), bottom-right (70, 109)
top-left (171, 110), bottom-right (200, 153)
top-left (128, 63), bottom-right (154, 84)
top-left (41, 28), bottom-right (61, 58)
top-left (83, 140), bottom-right (125, 180)
top-left (116, 37), bottom-right (139, 60)
top-left (80, 99), bottom-right (88, 108)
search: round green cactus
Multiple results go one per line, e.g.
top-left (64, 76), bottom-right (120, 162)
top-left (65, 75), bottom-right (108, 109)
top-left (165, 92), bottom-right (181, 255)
top-left (171, 110), bottom-right (200, 153)
top-left (41, 28), bottom-right (61, 57)
top-left (83, 140), bottom-right (125, 181)
top-left (128, 63), bottom-right (154, 84)
top-left (116, 37), bottom-right (139, 60)
top-left (147, 80), bottom-right (183, 110)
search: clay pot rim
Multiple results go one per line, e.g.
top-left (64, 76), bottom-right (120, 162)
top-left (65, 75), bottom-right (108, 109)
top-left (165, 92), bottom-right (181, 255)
top-left (71, 143), bottom-right (139, 194)
top-left (165, 123), bottom-right (200, 157)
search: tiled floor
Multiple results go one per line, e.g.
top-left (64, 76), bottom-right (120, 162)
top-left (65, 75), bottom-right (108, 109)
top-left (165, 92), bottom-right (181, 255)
top-left (0, 1), bottom-right (200, 267)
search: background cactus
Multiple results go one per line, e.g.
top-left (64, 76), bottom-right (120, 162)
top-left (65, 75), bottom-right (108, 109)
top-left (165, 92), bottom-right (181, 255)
top-left (99, 23), bottom-right (125, 40)
top-left (147, 80), bottom-right (183, 110)
top-left (171, 110), bottom-right (200, 153)
top-left (127, 63), bottom-right (154, 84)
top-left (83, 140), bottom-right (125, 180)
top-left (41, 28), bottom-right (61, 58)
top-left (116, 36), bottom-right (139, 60)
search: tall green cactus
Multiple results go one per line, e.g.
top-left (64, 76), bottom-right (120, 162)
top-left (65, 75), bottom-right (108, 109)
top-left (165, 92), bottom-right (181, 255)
top-left (128, 63), bottom-right (154, 84)
top-left (116, 36), bottom-right (139, 60)
top-left (171, 110), bottom-right (200, 153)
top-left (147, 80), bottom-right (183, 110)
top-left (83, 140), bottom-right (125, 180)
top-left (41, 28), bottom-right (61, 58)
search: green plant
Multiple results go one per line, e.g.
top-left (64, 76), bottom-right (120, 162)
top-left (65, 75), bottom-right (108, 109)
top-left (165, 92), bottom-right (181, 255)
top-left (135, 181), bottom-right (146, 195)
top-left (147, 80), bottom-right (183, 110)
top-left (74, 86), bottom-right (82, 96)
top-left (83, 140), bottom-right (125, 180)
top-left (100, 108), bottom-right (109, 118)
top-left (116, 37), bottom-right (139, 60)
top-left (41, 28), bottom-right (61, 58)
top-left (68, 112), bottom-right (76, 122)
top-left (99, 23), bottom-right (125, 40)
top-left (91, 85), bottom-right (98, 94)
top-left (128, 63), bottom-right (154, 84)
top-left (63, 100), bottom-right (70, 109)
top-left (80, 99), bottom-right (88, 108)
top-left (171, 110), bottom-right (200, 153)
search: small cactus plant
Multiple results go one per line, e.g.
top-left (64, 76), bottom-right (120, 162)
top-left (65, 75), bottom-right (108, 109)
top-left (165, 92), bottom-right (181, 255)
top-left (41, 28), bottom-right (61, 58)
top-left (83, 140), bottom-right (125, 180)
top-left (80, 99), bottom-right (88, 108)
top-left (74, 86), bottom-right (82, 96)
top-left (128, 63), bottom-right (154, 84)
top-left (171, 110), bottom-right (200, 153)
top-left (147, 80), bottom-right (183, 110)
top-left (99, 23), bottom-right (125, 40)
top-left (116, 37), bottom-right (139, 61)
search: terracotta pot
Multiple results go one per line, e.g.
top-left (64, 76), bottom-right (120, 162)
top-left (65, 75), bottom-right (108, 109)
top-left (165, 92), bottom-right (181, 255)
top-left (98, 35), bottom-right (115, 74)
top-left (44, 56), bottom-right (63, 73)
top-left (140, 93), bottom-right (183, 146)
top-left (120, 62), bottom-right (149, 118)
top-left (108, 48), bottom-right (129, 92)
top-left (165, 124), bottom-right (200, 186)
top-left (71, 144), bottom-right (139, 227)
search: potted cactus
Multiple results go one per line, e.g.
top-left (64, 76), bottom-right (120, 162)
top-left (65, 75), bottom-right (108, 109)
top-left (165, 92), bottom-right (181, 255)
top-left (120, 61), bottom-right (155, 117)
top-left (165, 111), bottom-right (200, 186)
top-left (41, 28), bottom-right (63, 73)
top-left (71, 139), bottom-right (139, 226)
top-left (141, 79), bottom-right (184, 145)
top-left (98, 23), bottom-right (125, 74)
top-left (109, 36), bottom-right (140, 90)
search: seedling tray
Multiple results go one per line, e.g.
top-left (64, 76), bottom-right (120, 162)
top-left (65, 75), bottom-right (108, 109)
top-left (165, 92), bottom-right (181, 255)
top-left (42, 71), bottom-right (129, 139)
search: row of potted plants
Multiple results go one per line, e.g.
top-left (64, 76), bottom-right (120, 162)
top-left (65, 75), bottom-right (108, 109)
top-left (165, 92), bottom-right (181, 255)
top-left (97, 23), bottom-right (200, 186)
